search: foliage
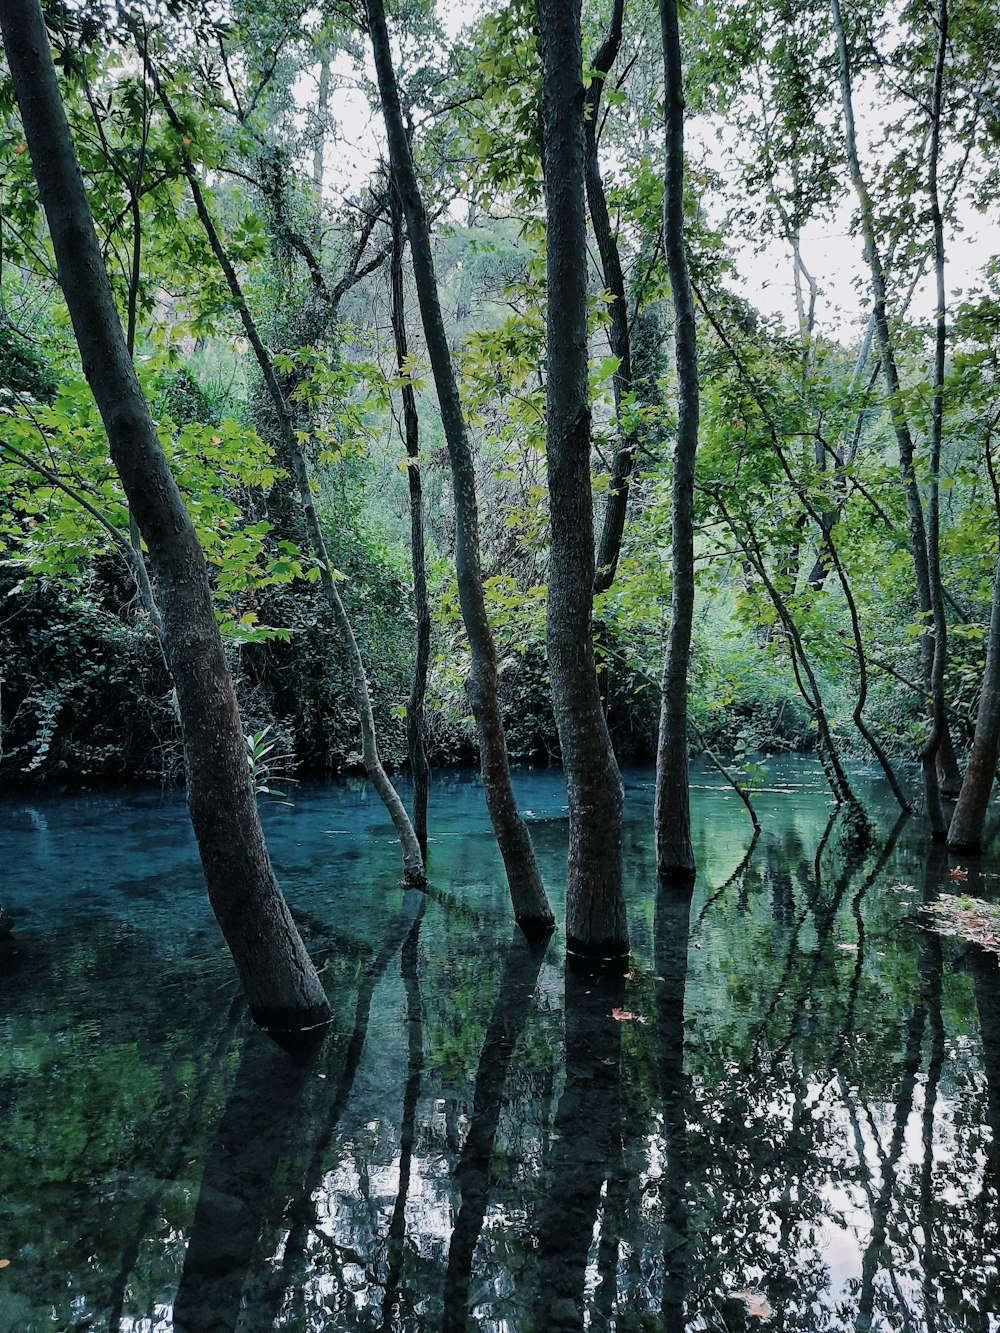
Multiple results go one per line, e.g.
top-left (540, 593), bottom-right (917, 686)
top-left (0, 0), bottom-right (997, 805)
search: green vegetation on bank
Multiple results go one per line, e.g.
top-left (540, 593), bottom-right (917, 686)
top-left (1, 0), bottom-right (997, 810)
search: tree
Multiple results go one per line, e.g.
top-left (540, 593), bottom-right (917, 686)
top-left (0, 0), bottom-right (330, 1043)
top-left (654, 0), bottom-right (699, 879)
top-left (538, 0), bottom-right (628, 961)
top-left (831, 0), bottom-right (954, 834)
top-left (147, 63), bottom-right (426, 886)
top-left (365, 0), bottom-right (554, 936)
top-left (388, 174), bottom-right (432, 856)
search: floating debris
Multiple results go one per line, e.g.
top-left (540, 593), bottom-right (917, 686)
top-left (921, 894), bottom-right (1000, 952)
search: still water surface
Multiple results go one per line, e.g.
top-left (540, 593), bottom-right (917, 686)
top-left (1, 758), bottom-right (998, 1331)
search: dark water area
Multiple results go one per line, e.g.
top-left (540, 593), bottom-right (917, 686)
top-left (1, 758), bottom-right (999, 1331)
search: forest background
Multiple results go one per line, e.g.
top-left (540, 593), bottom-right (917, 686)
top-left (1, 0), bottom-right (998, 842)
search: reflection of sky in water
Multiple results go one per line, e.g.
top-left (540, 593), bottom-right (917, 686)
top-left (1, 757), bottom-right (998, 1329)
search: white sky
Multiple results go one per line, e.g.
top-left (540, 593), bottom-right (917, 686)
top-left (310, 3), bottom-right (998, 351)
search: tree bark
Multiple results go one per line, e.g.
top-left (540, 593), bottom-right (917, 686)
top-left (366, 0), bottom-right (554, 935)
top-left (948, 552), bottom-right (1000, 851)
top-left (389, 174), bottom-right (431, 856)
top-left (926, 0), bottom-right (962, 801)
top-left (584, 0), bottom-right (634, 596)
top-left (655, 0), bottom-right (698, 878)
top-left (0, 0), bottom-right (331, 1041)
top-left (539, 0), bottom-right (628, 962)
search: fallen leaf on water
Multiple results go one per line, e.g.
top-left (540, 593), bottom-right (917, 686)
top-left (0, 1259), bottom-right (10, 1269)
top-left (951, 866), bottom-right (969, 881)
top-left (921, 893), bottom-right (1000, 953)
top-left (625, 968), bottom-right (636, 981)
top-left (612, 1007), bottom-right (647, 1024)
top-left (732, 1288), bottom-right (773, 1320)
top-left (887, 882), bottom-right (916, 893)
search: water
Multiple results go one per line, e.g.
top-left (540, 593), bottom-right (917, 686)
top-left (1, 758), bottom-right (998, 1331)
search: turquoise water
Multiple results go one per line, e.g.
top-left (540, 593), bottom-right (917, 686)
top-left (1, 759), bottom-right (997, 1330)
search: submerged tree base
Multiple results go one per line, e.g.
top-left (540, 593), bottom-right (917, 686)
top-left (515, 912), bottom-right (557, 943)
top-left (251, 1005), bottom-right (333, 1058)
top-left (565, 936), bottom-right (631, 975)
top-left (658, 864), bottom-right (697, 886)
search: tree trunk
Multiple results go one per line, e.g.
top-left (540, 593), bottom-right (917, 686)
top-left (389, 175), bottom-right (431, 857)
top-left (539, 0), bottom-right (628, 963)
top-left (0, 0), bottom-right (331, 1042)
top-left (655, 0), bottom-right (698, 878)
top-left (366, 0), bottom-right (554, 935)
top-left (926, 0), bottom-right (962, 802)
top-left (584, 0), bottom-right (635, 596)
top-left (948, 552), bottom-right (1000, 851)
top-left (831, 0), bottom-right (950, 836)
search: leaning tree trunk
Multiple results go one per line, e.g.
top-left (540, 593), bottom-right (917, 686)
top-left (366, 0), bottom-right (553, 935)
top-left (539, 0), bottom-right (628, 963)
top-left (149, 69), bottom-right (425, 887)
top-left (831, 0), bottom-right (951, 837)
top-left (0, 0), bottom-right (331, 1041)
top-left (389, 175), bottom-right (431, 857)
top-left (585, 0), bottom-right (634, 596)
top-left (655, 0), bottom-right (698, 879)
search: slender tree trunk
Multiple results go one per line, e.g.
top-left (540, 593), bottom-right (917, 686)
top-left (948, 551), bottom-right (1000, 851)
top-left (831, 0), bottom-right (951, 835)
top-left (700, 303), bottom-right (907, 813)
top-left (655, 0), bottom-right (698, 878)
top-left (389, 176), bottom-right (431, 856)
top-left (716, 493), bottom-right (860, 809)
top-left (926, 0), bottom-right (962, 801)
top-left (538, 0), bottom-right (627, 962)
top-left (366, 0), bottom-right (554, 934)
top-left (150, 70), bottom-right (426, 887)
top-left (585, 0), bottom-right (634, 596)
top-left (0, 0), bottom-right (330, 1041)
top-left (312, 53), bottom-right (330, 196)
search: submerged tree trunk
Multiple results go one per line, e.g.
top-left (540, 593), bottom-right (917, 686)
top-left (366, 0), bottom-right (554, 934)
top-left (0, 0), bottom-right (331, 1041)
top-left (389, 176), bottom-right (431, 856)
top-left (150, 70), bottom-right (426, 888)
top-left (655, 0), bottom-right (698, 879)
top-left (539, 0), bottom-right (628, 962)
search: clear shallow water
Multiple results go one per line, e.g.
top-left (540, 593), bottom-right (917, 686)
top-left (1, 758), bottom-right (998, 1331)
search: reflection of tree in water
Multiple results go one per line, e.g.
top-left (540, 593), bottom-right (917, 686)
top-left (167, 891), bottom-right (426, 1330)
top-left (12, 791), bottom-right (1000, 1329)
top-left (442, 932), bottom-right (549, 1332)
top-left (531, 967), bottom-right (626, 1332)
top-left (0, 914), bottom-right (252, 1330)
top-left (671, 824), bottom-right (1000, 1331)
top-left (656, 883), bottom-right (693, 1330)
top-left (380, 901), bottom-right (425, 1330)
